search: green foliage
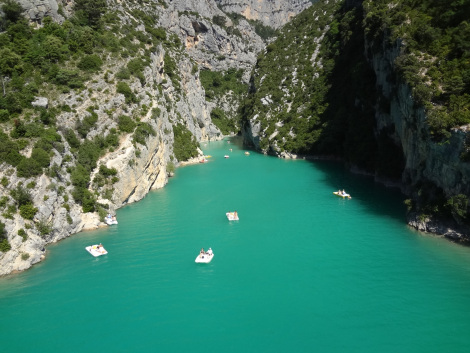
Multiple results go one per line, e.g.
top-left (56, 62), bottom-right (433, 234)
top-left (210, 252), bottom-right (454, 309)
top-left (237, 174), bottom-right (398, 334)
top-left (1, 0), bottom-right (23, 29)
top-left (116, 82), bottom-right (137, 103)
top-left (117, 115), bottom-right (136, 133)
top-left (99, 165), bottom-right (117, 177)
top-left (19, 203), bottom-right (38, 220)
top-left (167, 161), bottom-right (175, 174)
top-left (127, 58), bottom-right (146, 84)
top-left (18, 228), bottom-right (27, 241)
top-left (212, 15), bottom-right (226, 27)
top-left (76, 111), bottom-right (98, 138)
top-left (199, 68), bottom-right (247, 101)
top-left (364, 0), bottom-right (470, 141)
top-left (0, 238), bottom-right (10, 252)
top-left (10, 185), bottom-right (32, 207)
top-left (77, 54), bottom-right (103, 72)
top-left (173, 123), bottom-right (199, 161)
top-left (210, 107), bottom-right (236, 134)
top-left (446, 194), bottom-right (468, 223)
top-left (73, 0), bottom-right (107, 28)
top-left (0, 132), bottom-right (23, 166)
top-left (163, 53), bottom-right (180, 89)
top-left (64, 129), bottom-right (80, 149)
top-left (36, 218), bottom-right (52, 237)
top-left (133, 122), bottom-right (155, 146)
top-left (115, 66), bottom-right (131, 80)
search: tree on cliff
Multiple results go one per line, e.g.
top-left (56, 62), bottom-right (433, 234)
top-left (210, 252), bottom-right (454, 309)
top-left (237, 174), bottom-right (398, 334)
top-left (0, 0), bottom-right (23, 31)
top-left (73, 0), bottom-right (107, 28)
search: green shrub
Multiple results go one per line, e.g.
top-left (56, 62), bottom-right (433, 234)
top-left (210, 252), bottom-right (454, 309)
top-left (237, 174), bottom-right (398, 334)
top-left (173, 123), bottom-right (199, 161)
top-left (115, 67), bottom-right (131, 80)
top-left (10, 185), bottom-right (32, 206)
top-left (19, 203), bottom-right (38, 220)
top-left (133, 122), bottom-right (155, 145)
top-left (0, 109), bottom-right (9, 122)
top-left (76, 111), bottom-right (98, 138)
top-left (99, 164), bottom-right (117, 177)
top-left (116, 82), bottom-right (137, 103)
top-left (117, 115), bottom-right (136, 132)
top-left (21, 252), bottom-right (30, 260)
top-left (18, 228), bottom-right (27, 241)
top-left (210, 107), bottom-right (237, 134)
top-left (36, 218), bottom-right (52, 237)
top-left (77, 54), bottom-right (103, 71)
top-left (0, 238), bottom-right (10, 252)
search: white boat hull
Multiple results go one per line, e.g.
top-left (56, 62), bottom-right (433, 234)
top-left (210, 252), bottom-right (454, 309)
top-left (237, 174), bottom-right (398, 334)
top-left (226, 212), bottom-right (239, 221)
top-left (195, 253), bottom-right (214, 263)
top-left (86, 245), bottom-right (108, 257)
top-left (333, 191), bottom-right (351, 199)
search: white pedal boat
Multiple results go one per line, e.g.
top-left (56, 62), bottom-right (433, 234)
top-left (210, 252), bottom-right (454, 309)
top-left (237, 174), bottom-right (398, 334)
top-left (226, 211), bottom-right (239, 221)
top-left (333, 191), bottom-right (351, 199)
top-left (86, 244), bottom-right (108, 257)
top-left (195, 248), bottom-right (214, 263)
top-left (105, 214), bottom-right (118, 225)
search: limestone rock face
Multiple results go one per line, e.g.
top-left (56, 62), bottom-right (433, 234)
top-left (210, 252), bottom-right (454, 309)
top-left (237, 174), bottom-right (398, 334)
top-left (369, 40), bottom-right (470, 197)
top-left (17, 0), bottom-right (64, 24)
top-left (214, 0), bottom-right (312, 28)
top-left (0, 0), bottom-right (309, 275)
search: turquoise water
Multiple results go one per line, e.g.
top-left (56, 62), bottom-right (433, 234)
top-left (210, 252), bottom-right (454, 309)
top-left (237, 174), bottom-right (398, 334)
top-left (2, 137), bottom-right (470, 353)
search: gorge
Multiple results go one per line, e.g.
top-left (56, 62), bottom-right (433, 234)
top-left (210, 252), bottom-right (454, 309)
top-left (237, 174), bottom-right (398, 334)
top-left (0, 0), bottom-right (469, 276)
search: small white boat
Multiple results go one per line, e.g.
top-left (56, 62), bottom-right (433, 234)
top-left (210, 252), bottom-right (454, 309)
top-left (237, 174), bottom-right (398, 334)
top-left (244, 151), bottom-right (250, 156)
top-left (224, 155), bottom-right (230, 158)
top-left (105, 214), bottom-right (118, 225)
top-left (195, 248), bottom-right (214, 263)
top-left (86, 244), bottom-right (108, 257)
top-left (226, 211), bottom-right (239, 221)
top-left (333, 191), bottom-right (351, 199)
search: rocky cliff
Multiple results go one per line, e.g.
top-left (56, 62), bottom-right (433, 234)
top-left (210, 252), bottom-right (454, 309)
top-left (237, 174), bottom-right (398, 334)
top-left (0, 0), bottom-right (308, 275)
top-left (368, 39), bottom-right (470, 240)
top-left (214, 0), bottom-right (312, 28)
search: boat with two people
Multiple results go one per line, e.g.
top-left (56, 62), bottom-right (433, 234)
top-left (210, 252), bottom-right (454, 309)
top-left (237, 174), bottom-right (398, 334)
top-left (105, 214), bottom-right (118, 225)
top-left (226, 211), bottom-right (239, 221)
top-left (333, 189), bottom-right (351, 199)
top-left (195, 247), bottom-right (214, 263)
top-left (85, 243), bottom-right (108, 257)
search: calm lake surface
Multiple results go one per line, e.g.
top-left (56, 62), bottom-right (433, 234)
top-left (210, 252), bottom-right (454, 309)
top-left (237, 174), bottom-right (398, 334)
top-left (1, 137), bottom-right (470, 353)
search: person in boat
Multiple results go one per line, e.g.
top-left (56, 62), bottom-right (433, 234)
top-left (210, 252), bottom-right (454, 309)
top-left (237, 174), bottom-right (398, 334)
top-left (200, 248), bottom-right (205, 255)
top-left (234, 211), bottom-right (238, 218)
top-left (342, 189), bottom-right (346, 195)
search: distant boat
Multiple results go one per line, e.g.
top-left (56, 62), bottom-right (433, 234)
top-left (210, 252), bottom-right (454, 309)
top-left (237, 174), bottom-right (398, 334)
top-left (226, 211), bottom-right (239, 221)
top-left (105, 214), bottom-right (118, 225)
top-left (85, 244), bottom-right (108, 257)
top-left (195, 248), bottom-right (214, 263)
top-left (333, 191), bottom-right (351, 199)
top-left (244, 151), bottom-right (250, 155)
top-left (224, 155), bottom-right (230, 158)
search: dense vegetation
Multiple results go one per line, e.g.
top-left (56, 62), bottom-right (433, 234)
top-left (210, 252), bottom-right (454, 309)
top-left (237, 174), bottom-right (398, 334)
top-left (199, 68), bottom-right (247, 134)
top-left (241, 0), bottom-right (470, 229)
top-left (0, 0), bottom-right (201, 251)
top-left (364, 0), bottom-right (470, 142)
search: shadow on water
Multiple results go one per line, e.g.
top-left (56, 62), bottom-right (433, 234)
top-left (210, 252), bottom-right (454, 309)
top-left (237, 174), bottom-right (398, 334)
top-left (307, 158), bottom-right (407, 224)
